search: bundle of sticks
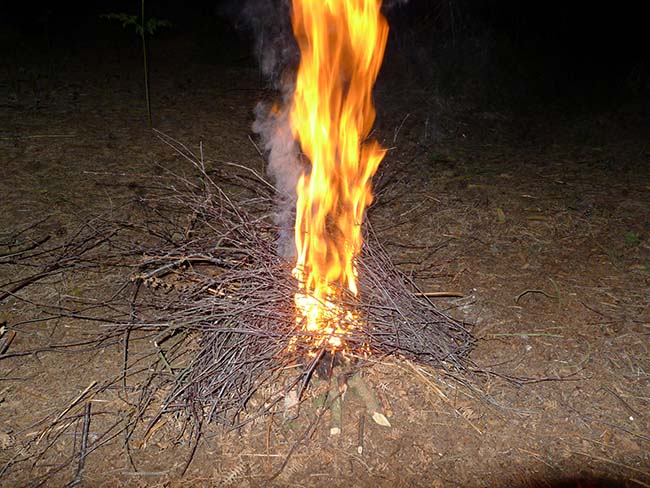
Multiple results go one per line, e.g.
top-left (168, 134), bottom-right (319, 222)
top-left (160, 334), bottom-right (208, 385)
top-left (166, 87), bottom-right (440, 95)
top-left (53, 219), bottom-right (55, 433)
top-left (117, 134), bottom-right (475, 429)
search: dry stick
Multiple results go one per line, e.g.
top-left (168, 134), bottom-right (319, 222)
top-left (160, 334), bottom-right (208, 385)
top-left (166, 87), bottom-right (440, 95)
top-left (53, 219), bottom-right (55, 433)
top-left (598, 420), bottom-right (650, 443)
top-left (517, 447), bottom-right (558, 471)
top-left (0, 235), bottom-right (51, 261)
top-left (413, 291), bottom-right (464, 298)
top-left (6, 334), bottom-right (152, 479)
top-left (7, 143), bottom-right (476, 480)
top-left (515, 288), bottom-right (558, 304)
top-left (356, 413), bottom-right (365, 455)
top-left (36, 382), bottom-right (97, 445)
top-left (122, 328), bottom-right (131, 397)
top-left (569, 450), bottom-right (650, 478)
top-left (224, 162), bottom-right (278, 193)
top-left (0, 215), bottom-right (52, 244)
top-left (120, 470), bottom-right (169, 477)
top-left (29, 415), bottom-right (127, 488)
top-left (298, 347), bottom-right (326, 400)
top-left (66, 149), bottom-right (473, 451)
top-left (137, 418), bottom-right (167, 449)
top-left (0, 442), bottom-right (31, 478)
top-left (123, 280), bottom-right (142, 398)
top-left (348, 371), bottom-right (390, 427)
top-left (328, 380), bottom-right (343, 435)
top-left (0, 330), bottom-right (15, 355)
top-left (0, 335), bottom-right (123, 360)
top-left (248, 134), bottom-right (264, 157)
top-left (393, 113), bottom-right (410, 143)
top-left (406, 360), bottom-right (483, 435)
top-left (0, 134), bottom-right (76, 140)
top-left (24, 404), bottom-right (105, 483)
top-left (0, 268), bottom-right (61, 303)
top-left (491, 332), bottom-right (563, 338)
top-left (265, 416), bottom-right (273, 472)
top-left (65, 401), bottom-right (92, 487)
top-left (180, 426), bottom-right (202, 476)
top-left (0, 228), bottom-right (117, 303)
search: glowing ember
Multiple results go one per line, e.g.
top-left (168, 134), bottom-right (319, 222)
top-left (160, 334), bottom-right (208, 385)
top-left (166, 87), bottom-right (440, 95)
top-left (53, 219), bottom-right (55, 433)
top-left (289, 0), bottom-right (389, 354)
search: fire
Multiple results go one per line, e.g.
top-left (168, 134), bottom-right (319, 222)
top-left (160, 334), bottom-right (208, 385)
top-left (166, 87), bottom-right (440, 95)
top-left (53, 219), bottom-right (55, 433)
top-left (289, 0), bottom-right (389, 353)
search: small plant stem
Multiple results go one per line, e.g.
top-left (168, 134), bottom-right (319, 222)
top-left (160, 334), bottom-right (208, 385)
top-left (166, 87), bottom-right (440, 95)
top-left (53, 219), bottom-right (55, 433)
top-left (141, 0), bottom-right (152, 127)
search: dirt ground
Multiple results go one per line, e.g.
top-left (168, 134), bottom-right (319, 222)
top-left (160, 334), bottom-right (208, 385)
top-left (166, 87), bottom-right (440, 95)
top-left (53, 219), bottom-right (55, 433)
top-left (1, 35), bottom-right (650, 488)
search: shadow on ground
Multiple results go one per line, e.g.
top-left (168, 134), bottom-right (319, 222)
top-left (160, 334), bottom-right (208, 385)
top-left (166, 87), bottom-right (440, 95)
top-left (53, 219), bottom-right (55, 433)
top-left (505, 478), bottom-right (634, 488)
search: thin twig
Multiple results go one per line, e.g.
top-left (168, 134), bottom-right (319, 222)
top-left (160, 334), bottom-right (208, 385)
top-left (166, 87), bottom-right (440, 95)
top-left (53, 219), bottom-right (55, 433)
top-left (65, 401), bottom-right (92, 487)
top-left (413, 291), bottom-right (463, 298)
top-left (515, 288), bottom-right (559, 304)
top-left (570, 450), bottom-right (650, 477)
top-left (37, 382), bottom-right (97, 445)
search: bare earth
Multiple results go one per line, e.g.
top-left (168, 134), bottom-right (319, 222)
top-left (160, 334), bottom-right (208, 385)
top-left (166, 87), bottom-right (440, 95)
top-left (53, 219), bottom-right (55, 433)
top-left (1, 38), bottom-right (649, 487)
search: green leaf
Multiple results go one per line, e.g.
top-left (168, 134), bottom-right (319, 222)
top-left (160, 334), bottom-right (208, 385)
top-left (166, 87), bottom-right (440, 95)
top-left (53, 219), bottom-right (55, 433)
top-left (624, 231), bottom-right (640, 246)
top-left (101, 12), bottom-right (170, 37)
top-left (145, 18), bottom-right (172, 35)
top-left (101, 12), bottom-right (139, 30)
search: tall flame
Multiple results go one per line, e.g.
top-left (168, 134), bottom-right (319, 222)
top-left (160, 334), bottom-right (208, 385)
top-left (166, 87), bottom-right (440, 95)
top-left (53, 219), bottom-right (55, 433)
top-left (289, 0), bottom-right (389, 353)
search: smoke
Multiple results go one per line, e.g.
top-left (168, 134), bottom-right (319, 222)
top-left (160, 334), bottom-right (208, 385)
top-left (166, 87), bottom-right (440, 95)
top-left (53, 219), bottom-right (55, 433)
top-left (383, 0), bottom-right (409, 9)
top-left (220, 0), bottom-right (299, 86)
top-left (226, 0), bottom-right (301, 258)
top-left (252, 98), bottom-right (302, 259)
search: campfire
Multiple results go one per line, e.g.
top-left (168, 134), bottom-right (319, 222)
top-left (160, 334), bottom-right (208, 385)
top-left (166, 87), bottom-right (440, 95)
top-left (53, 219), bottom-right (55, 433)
top-left (0, 1), bottom-right (475, 481)
top-left (113, 0), bottom-right (475, 438)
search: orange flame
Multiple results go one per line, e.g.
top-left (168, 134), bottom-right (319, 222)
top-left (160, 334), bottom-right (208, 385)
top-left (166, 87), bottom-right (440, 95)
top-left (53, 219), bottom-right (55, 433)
top-left (289, 0), bottom-right (389, 353)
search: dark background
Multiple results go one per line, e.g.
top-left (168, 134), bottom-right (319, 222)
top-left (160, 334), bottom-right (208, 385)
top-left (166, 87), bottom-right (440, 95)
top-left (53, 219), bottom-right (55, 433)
top-left (2, 0), bottom-right (648, 111)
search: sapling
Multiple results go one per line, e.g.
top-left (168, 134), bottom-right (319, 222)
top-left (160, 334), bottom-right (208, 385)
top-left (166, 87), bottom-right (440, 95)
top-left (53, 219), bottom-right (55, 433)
top-left (102, 0), bottom-right (170, 126)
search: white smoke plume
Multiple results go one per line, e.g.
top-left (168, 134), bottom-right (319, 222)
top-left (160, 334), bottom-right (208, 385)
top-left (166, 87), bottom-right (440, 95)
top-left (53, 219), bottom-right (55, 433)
top-left (223, 0), bottom-right (300, 258)
top-left (252, 98), bottom-right (302, 258)
top-left (241, 0), bottom-right (298, 84)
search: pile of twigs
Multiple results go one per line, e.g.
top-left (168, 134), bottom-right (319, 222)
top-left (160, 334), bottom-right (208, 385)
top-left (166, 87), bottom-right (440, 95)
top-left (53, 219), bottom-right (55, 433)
top-left (112, 134), bottom-right (475, 429)
top-left (0, 135), bottom-right (475, 483)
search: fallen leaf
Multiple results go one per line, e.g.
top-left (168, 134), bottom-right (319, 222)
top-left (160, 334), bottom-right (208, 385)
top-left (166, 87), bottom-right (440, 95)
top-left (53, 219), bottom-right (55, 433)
top-left (496, 207), bottom-right (506, 223)
top-left (0, 431), bottom-right (15, 450)
top-left (372, 411), bottom-right (391, 427)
